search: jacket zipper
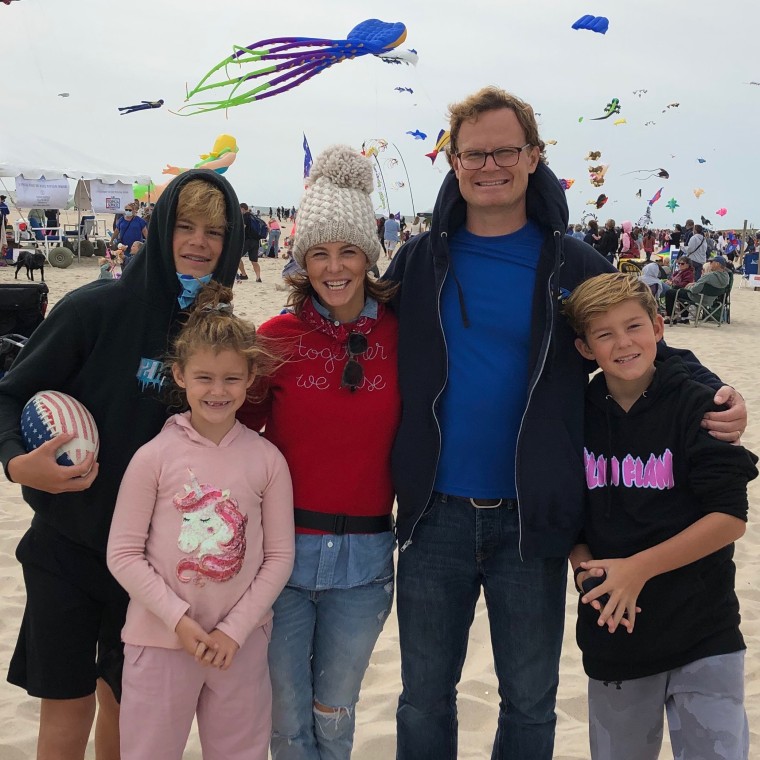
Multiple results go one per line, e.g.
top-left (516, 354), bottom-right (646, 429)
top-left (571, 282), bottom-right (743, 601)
top-left (400, 243), bottom-right (449, 552)
top-left (514, 272), bottom-right (556, 560)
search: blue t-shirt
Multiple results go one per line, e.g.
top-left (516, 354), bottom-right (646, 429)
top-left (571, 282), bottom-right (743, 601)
top-left (434, 221), bottom-right (542, 499)
top-left (116, 215), bottom-right (147, 249)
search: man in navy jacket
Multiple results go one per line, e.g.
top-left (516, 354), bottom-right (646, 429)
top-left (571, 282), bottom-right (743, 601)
top-left (384, 86), bottom-right (746, 760)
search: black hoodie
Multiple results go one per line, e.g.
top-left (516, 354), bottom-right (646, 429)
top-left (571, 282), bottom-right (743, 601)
top-left (0, 169), bottom-right (243, 554)
top-left (384, 164), bottom-right (723, 558)
top-left (578, 356), bottom-right (758, 681)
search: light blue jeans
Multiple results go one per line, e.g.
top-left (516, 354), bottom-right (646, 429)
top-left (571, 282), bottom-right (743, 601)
top-left (269, 573), bottom-right (394, 760)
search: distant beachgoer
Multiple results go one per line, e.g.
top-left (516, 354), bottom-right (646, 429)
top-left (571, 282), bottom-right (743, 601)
top-left (268, 218), bottom-right (282, 258)
top-left (383, 215), bottom-right (400, 258)
top-left (0, 195), bottom-right (9, 231)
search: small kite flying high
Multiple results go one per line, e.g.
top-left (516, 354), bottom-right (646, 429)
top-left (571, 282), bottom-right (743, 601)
top-left (406, 130), bottom-right (427, 140)
top-left (181, 19), bottom-right (417, 115)
top-left (394, 86), bottom-right (413, 94)
top-left (118, 99), bottom-right (164, 115)
top-left (572, 15), bottom-right (609, 34)
top-left (590, 98), bottom-right (621, 121)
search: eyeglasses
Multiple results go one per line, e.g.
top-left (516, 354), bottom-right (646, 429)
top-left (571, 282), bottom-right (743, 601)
top-left (341, 332), bottom-right (368, 392)
top-left (455, 144), bottom-right (532, 170)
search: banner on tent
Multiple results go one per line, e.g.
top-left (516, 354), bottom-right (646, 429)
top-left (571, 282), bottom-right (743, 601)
top-left (15, 176), bottom-right (69, 208)
top-left (89, 180), bottom-right (132, 214)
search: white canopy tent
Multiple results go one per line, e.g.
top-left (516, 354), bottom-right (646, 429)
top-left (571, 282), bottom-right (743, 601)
top-left (0, 128), bottom-right (152, 258)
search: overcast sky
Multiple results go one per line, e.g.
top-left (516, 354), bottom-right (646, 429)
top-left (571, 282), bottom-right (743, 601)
top-left (4, 0), bottom-right (759, 229)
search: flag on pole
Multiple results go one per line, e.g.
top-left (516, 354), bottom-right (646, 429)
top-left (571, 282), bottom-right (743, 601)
top-left (303, 134), bottom-right (313, 179)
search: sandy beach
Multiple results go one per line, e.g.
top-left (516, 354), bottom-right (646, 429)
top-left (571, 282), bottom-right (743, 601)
top-left (0, 251), bottom-right (757, 758)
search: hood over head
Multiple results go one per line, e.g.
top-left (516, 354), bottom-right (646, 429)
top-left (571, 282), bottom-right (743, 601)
top-left (119, 169), bottom-right (243, 308)
top-left (622, 220), bottom-right (633, 234)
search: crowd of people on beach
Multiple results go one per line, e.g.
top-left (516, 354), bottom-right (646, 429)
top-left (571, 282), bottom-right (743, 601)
top-left (0, 85), bottom-right (756, 760)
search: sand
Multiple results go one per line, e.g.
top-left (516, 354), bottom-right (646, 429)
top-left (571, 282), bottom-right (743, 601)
top-left (0, 249), bottom-right (757, 758)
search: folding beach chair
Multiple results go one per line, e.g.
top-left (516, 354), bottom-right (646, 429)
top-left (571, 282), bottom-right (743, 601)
top-left (670, 284), bottom-right (729, 328)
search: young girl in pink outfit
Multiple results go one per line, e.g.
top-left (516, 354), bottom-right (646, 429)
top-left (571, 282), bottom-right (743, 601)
top-left (107, 282), bottom-right (294, 760)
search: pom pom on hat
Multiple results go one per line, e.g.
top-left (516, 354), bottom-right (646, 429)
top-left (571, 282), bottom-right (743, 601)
top-left (292, 145), bottom-right (383, 269)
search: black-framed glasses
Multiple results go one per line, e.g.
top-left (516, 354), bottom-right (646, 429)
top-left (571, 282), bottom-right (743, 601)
top-left (341, 332), bottom-right (368, 392)
top-left (455, 144), bottom-right (532, 170)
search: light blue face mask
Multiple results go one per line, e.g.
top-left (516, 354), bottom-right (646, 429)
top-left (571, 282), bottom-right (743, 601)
top-left (176, 273), bottom-right (213, 309)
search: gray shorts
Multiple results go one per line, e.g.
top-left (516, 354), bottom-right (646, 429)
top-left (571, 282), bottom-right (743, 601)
top-left (589, 651), bottom-right (747, 760)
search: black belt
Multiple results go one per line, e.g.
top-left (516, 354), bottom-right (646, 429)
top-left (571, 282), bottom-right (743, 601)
top-left (435, 493), bottom-right (517, 510)
top-left (293, 508), bottom-right (393, 536)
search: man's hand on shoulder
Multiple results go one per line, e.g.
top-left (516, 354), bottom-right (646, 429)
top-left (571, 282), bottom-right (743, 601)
top-left (702, 386), bottom-right (747, 442)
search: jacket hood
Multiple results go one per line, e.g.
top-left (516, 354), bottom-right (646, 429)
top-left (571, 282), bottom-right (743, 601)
top-left (119, 169), bottom-right (243, 308)
top-left (430, 161), bottom-right (570, 243)
top-left (165, 411), bottom-right (245, 447)
top-left (587, 355), bottom-right (690, 417)
top-left (622, 220), bottom-right (632, 234)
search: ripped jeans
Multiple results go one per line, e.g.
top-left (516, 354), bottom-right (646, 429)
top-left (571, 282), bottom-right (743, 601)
top-left (269, 571), bottom-right (394, 760)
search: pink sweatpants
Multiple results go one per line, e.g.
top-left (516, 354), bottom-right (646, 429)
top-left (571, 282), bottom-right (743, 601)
top-left (120, 624), bottom-right (272, 760)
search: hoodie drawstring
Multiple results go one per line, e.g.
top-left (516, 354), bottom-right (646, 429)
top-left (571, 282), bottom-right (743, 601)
top-left (441, 231), bottom-right (471, 328)
top-left (546, 229), bottom-right (565, 375)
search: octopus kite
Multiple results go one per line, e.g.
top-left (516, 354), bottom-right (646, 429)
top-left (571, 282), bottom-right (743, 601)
top-left (181, 19), bottom-right (417, 115)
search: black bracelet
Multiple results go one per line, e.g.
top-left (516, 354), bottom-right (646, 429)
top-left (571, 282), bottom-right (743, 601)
top-left (573, 565), bottom-right (586, 593)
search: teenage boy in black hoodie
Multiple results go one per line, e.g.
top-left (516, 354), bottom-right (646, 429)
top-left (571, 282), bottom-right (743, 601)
top-left (0, 170), bottom-right (242, 760)
top-left (564, 273), bottom-right (757, 760)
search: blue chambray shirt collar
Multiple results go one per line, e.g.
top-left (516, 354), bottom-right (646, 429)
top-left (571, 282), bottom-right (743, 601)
top-left (310, 295), bottom-right (379, 322)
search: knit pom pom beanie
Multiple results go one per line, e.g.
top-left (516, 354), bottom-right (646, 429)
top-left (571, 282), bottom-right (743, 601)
top-left (292, 145), bottom-right (382, 269)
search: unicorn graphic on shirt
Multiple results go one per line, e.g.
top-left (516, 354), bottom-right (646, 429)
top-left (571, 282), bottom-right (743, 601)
top-left (173, 469), bottom-right (247, 585)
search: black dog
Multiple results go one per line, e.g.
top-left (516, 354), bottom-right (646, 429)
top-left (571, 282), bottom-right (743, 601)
top-left (15, 250), bottom-right (46, 282)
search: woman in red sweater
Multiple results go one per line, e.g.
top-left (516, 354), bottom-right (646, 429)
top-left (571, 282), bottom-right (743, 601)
top-left (239, 145), bottom-right (400, 760)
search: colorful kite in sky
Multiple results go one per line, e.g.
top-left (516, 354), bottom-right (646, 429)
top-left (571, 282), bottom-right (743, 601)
top-left (588, 165), bottom-right (609, 187)
top-left (666, 198), bottom-right (680, 213)
top-left (716, 208), bottom-right (728, 217)
top-left (584, 150), bottom-right (602, 161)
top-left (118, 99), bottom-right (164, 115)
top-left (613, 118), bottom-right (627, 126)
top-left (586, 194), bottom-right (609, 209)
top-left (591, 98), bottom-right (621, 120)
top-left (559, 178), bottom-right (575, 191)
top-left (425, 129), bottom-right (450, 163)
top-left (648, 187), bottom-right (663, 206)
top-left (693, 188), bottom-right (705, 198)
top-left (622, 168), bottom-right (669, 180)
top-left (572, 15), bottom-right (609, 34)
top-left (181, 20), bottom-right (416, 115)
top-left (406, 130), bottom-right (427, 140)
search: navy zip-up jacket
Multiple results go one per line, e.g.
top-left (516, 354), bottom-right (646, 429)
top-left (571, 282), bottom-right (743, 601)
top-left (385, 163), bottom-right (722, 559)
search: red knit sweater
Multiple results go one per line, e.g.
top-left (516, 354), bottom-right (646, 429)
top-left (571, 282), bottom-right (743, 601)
top-left (238, 303), bottom-right (400, 531)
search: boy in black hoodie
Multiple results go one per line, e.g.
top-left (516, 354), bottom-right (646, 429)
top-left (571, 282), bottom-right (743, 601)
top-left (564, 273), bottom-right (757, 760)
top-left (0, 170), bottom-right (242, 759)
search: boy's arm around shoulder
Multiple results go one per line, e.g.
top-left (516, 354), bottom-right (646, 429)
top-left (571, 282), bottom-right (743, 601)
top-left (215, 443), bottom-right (294, 647)
top-left (106, 441), bottom-right (191, 633)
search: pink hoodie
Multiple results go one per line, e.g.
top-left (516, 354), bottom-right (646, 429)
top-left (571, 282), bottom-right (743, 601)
top-left (107, 413), bottom-right (294, 649)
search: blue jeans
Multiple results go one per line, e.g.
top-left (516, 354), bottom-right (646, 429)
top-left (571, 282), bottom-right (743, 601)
top-left (269, 229), bottom-right (281, 257)
top-left (269, 576), bottom-right (394, 760)
top-left (396, 494), bottom-right (567, 760)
